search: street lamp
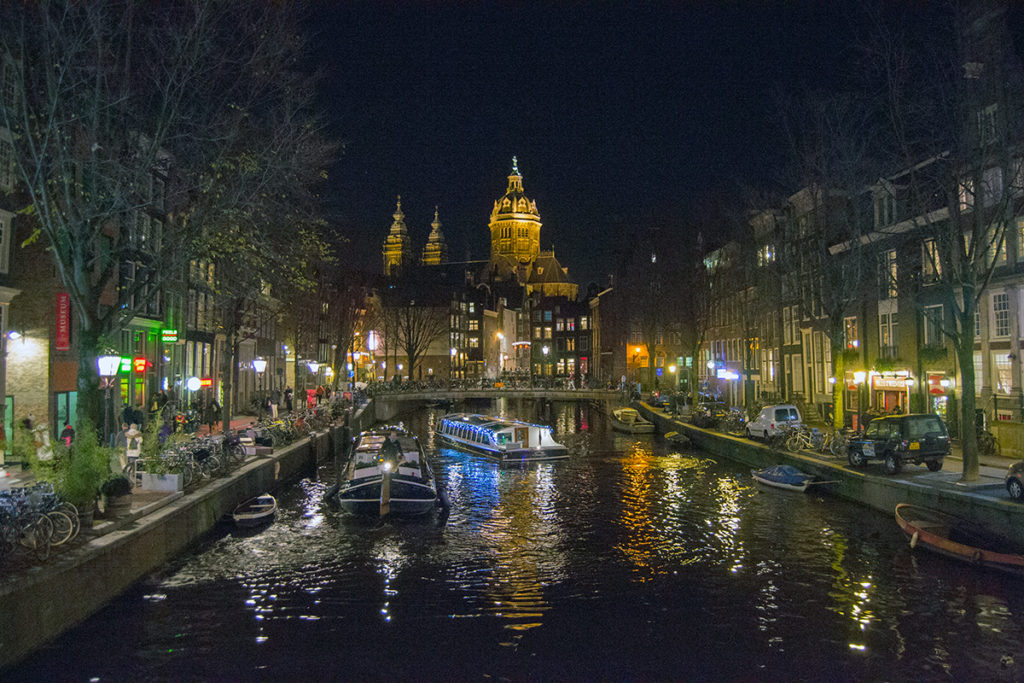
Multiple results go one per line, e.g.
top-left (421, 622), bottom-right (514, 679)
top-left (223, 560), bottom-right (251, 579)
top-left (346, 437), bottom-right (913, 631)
top-left (97, 352), bottom-right (120, 446)
top-left (252, 356), bottom-right (267, 394)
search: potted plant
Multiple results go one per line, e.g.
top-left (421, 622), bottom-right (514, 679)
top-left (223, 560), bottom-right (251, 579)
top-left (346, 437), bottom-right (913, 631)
top-left (138, 421), bottom-right (184, 492)
top-left (101, 474), bottom-right (133, 517)
top-left (54, 421), bottom-right (111, 527)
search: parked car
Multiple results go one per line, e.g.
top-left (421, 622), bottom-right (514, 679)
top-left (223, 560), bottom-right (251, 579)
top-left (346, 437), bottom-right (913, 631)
top-left (691, 402), bottom-right (728, 428)
top-left (648, 391), bottom-right (669, 408)
top-left (1006, 460), bottom-right (1024, 501)
top-left (745, 404), bottom-right (802, 440)
top-left (847, 413), bottom-right (950, 474)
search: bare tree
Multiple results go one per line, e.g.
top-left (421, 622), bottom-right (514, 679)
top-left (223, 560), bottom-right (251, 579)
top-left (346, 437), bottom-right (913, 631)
top-left (776, 90), bottom-right (878, 428)
top-left (677, 235), bottom-right (716, 405)
top-left (0, 1), bottom-right (333, 429)
top-left (871, 4), bottom-right (1024, 479)
top-left (322, 262), bottom-right (372, 390)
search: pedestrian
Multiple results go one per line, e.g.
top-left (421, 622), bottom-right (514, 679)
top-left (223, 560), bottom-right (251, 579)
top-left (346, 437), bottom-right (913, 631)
top-left (381, 429), bottom-right (402, 463)
top-left (324, 386), bottom-right (332, 402)
top-left (206, 399), bottom-right (220, 434)
top-left (270, 387), bottom-right (281, 417)
top-left (59, 423), bottom-right (75, 447)
top-left (284, 386), bottom-right (293, 412)
top-left (316, 385), bottom-right (325, 404)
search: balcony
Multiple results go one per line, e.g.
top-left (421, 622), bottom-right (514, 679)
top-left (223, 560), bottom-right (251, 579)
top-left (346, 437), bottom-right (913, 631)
top-left (877, 345), bottom-right (900, 360)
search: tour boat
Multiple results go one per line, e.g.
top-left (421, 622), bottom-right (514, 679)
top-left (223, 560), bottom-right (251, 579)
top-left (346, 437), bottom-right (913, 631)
top-left (437, 413), bottom-right (569, 462)
top-left (610, 407), bottom-right (655, 434)
top-left (335, 427), bottom-right (438, 516)
top-left (233, 494), bottom-right (277, 527)
top-left (895, 503), bottom-right (1024, 577)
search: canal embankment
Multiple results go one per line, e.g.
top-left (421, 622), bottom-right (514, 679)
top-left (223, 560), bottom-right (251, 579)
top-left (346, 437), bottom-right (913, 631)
top-left (0, 403), bottom-right (377, 672)
top-left (635, 403), bottom-right (1024, 548)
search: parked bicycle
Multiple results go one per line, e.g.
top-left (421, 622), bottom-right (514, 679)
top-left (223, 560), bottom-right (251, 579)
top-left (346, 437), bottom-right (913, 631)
top-left (978, 429), bottom-right (1001, 457)
top-left (718, 409), bottom-right (747, 436)
top-left (0, 486), bottom-right (58, 562)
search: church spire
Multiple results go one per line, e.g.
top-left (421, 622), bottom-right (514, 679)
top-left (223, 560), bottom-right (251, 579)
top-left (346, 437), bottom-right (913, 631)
top-left (382, 194), bottom-right (413, 276)
top-left (506, 156), bottom-right (524, 194)
top-left (421, 205), bottom-right (448, 266)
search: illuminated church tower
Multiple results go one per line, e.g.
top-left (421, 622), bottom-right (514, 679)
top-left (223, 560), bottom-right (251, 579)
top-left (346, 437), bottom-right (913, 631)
top-left (421, 206), bottom-right (448, 266)
top-left (488, 157), bottom-right (541, 278)
top-left (381, 195), bottom-right (414, 276)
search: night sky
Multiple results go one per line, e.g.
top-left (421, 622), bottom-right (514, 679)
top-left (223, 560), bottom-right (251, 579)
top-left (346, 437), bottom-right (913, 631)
top-left (306, 3), bottom-right (883, 288)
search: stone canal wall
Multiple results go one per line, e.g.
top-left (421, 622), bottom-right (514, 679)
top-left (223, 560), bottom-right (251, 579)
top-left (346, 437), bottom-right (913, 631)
top-left (0, 421), bottom-right (356, 671)
top-left (641, 407), bottom-right (1024, 548)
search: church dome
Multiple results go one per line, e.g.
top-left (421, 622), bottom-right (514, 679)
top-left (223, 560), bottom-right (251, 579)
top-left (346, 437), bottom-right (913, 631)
top-left (490, 156), bottom-right (540, 223)
top-left (489, 157), bottom-right (542, 274)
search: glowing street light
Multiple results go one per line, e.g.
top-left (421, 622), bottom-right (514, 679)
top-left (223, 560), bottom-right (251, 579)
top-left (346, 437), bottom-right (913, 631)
top-left (97, 352), bottom-right (120, 446)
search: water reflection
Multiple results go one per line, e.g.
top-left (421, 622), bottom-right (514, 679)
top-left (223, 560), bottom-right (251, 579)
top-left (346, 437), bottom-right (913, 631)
top-left (12, 399), bottom-right (1024, 681)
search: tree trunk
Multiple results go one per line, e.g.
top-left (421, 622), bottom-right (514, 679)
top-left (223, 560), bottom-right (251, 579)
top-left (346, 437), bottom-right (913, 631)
top-left (75, 324), bottom-right (105, 439)
top-left (956, 326), bottom-right (980, 482)
top-left (219, 300), bottom-right (241, 435)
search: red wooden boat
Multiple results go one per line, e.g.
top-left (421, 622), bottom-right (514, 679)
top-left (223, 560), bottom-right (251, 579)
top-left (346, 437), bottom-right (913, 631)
top-left (894, 503), bottom-right (1024, 577)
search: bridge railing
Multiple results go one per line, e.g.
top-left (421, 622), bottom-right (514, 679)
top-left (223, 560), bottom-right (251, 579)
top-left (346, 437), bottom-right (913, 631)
top-left (364, 379), bottom-right (621, 393)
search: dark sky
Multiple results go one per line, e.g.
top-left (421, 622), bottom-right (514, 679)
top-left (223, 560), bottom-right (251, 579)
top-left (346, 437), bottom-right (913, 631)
top-left (307, 2), bottom-right (867, 287)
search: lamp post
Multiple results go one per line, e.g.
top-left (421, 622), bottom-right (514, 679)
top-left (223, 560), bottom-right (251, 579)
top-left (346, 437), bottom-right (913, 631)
top-left (97, 352), bottom-right (120, 447)
top-left (542, 345), bottom-right (549, 381)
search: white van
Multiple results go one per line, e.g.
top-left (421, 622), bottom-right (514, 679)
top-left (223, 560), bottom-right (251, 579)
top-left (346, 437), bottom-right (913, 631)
top-left (745, 404), bottom-right (802, 440)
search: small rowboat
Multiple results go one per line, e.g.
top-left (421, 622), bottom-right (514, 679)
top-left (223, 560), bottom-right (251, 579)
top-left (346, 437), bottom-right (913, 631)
top-left (751, 464), bottom-right (835, 492)
top-left (895, 503), bottom-right (1024, 577)
top-left (611, 407), bottom-right (655, 434)
top-left (233, 494), bottom-right (277, 527)
top-left (664, 431), bottom-right (691, 446)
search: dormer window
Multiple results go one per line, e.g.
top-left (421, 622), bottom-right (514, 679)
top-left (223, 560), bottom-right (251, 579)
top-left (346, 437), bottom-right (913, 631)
top-left (874, 189), bottom-right (896, 227)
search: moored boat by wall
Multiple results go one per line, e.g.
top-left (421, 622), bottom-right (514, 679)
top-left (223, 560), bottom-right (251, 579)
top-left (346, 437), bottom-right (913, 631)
top-left (895, 503), bottom-right (1024, 577)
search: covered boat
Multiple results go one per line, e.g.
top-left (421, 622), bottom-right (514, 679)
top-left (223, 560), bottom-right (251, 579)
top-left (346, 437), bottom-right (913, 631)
top-left (751, 464), bottom-right (818, 492)
top-left (336, 427), bottom-right (438, 516)
top-left (610, 407), bottom-right (655, 434)
top-left (895, 503), bottom-right (1024, 577)
top-left (437, 413), bottom-right (568, 462)
top-left (233, 494), bottom-right (277, 527)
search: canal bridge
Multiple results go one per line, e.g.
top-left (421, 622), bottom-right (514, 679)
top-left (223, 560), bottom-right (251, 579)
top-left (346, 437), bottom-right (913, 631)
top-left (368, 387), bottom-right (622, 422)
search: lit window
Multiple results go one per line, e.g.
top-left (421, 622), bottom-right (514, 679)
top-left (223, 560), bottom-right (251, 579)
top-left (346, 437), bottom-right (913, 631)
top-left (922, 238), bottom-right (941, 283)
top-left (922, 306), bottom-right (942, 346)
top-left (993, 292), bottom-right (1010, 337)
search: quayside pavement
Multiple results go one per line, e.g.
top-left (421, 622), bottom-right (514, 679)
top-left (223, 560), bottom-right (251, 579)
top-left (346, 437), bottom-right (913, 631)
top-left (635, 401), bottom-right (1024, 547)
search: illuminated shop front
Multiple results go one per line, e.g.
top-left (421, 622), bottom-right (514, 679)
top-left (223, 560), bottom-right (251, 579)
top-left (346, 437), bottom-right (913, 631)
top-left (871, 371), bottom-right (911, 414)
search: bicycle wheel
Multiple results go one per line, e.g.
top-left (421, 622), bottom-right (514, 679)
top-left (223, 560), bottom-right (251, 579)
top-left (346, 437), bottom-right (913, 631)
top-left (48, 510), bottom-right (75, 546)
top-left (225, 442), bottom-right (246, 467)
top-left (201, 453), bottom-right (223, 478)
top-left (58, 502), bottom-right (81, 541)
top-left (21, 513), bottom-right (53, 561)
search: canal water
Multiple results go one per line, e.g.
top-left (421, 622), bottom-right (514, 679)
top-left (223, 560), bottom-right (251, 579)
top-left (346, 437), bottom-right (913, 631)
top-left (10, 399), bottom-right (1024, 680)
